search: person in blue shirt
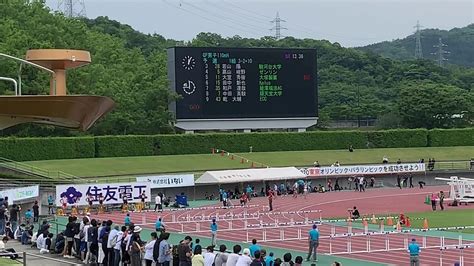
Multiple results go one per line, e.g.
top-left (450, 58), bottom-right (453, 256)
top-left (249, 239), bottom-right (261, 258)
top-left (155, 217), bottom-right (165, 233)
top-left (210, 219), bottom-right (218, 246)
top-left (24, 209), bottom-right (33, 225)
top-left (306, 224), bottom-right (320, 262)
top-left (265, 252), bottom-right (274, 266)
top-left (47, 195), bottom-right (54, 215)
top-left (408, 238), bottom-right (420, 266)
top-left (124, 213), bottom-right (131, 226)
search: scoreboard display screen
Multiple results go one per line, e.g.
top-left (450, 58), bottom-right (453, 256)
top-left (168, 47), bottom-right (317, 119)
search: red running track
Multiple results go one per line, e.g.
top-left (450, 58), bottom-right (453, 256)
top-left (93, 186), bottom-right (474, 265)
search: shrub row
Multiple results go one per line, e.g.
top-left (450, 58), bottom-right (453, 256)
top-left (0, 137), bottom-right (95, 161)
top-left (428, 128), bottom-right (474, 147)
top-left (0, 128), bottom-right (472, 161)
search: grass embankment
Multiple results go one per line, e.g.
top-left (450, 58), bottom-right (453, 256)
top-left (25, 146), bottom-right (473, 177)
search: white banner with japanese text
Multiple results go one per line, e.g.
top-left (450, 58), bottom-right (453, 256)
top-left (136, 174), bottom-right (195, 189)
top-left (55, 183), bottom-right (151, 206)
top-left (300, 163), bottom-right (425, 177)
top-left (0, 185), bottom-right (39, 204)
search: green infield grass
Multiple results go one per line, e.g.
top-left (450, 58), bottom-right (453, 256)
top-left (25, 146), bottom-right (473, 177)
top-left (406, 208), bottom-right (474, 234)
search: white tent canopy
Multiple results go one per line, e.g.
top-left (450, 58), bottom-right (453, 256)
top-left (196, 167), bottom-right (306, 185)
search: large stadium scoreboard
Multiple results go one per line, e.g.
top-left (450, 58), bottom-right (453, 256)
top-left (167, 47), bottom-right (318, 130)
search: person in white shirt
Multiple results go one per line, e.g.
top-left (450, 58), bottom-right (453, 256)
top-left (82, 219), bottom-right (91, 262)
top-left (113, 226), bottom-right (125, 266)
top-left (236, 248), bottom-right (252, 266)
top-left (154, 194), bottom-right (162, 212)
top-left (144, 232), bottom-right (157, 266)
top-left (226, 244), bottom-right (242, 266)
top-left (107, 225), bottom-right (119, 264)
top-left (36, 232), bottom-right (45, 250)
top-left (204, 246), bottom-right (216, 266)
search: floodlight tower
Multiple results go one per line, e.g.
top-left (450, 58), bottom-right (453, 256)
top-left (57, 0), bottom-right (86, 18)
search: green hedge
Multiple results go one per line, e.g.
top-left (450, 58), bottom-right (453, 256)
top-left (156, 131), bottom-right (367, 155)
top-left (94, 135), bottom-right (160, 157)
top-left (0, 137), bottom-right (95, 161)
top-left (367, 129), bottom-right (428, 148)
top-left (428, 128), bottom-right (474, 147)
top-left (0, 128), bottom-right (472, 161)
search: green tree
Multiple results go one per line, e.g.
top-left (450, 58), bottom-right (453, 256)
top-left (398, 82), bottom-right (473, 128)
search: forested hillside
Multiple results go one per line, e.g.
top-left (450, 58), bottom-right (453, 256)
top-left (359, 24), bottom-right (474, 68)
top-left (0, 1), bottom-right (472, 136)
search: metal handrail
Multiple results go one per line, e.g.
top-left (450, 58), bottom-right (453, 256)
top-left (0, 157), bottom-right (88, 184)
top-left (0, 76), bottom-right (18, 95)
top-left (0, 52), bottom-right (57, 96)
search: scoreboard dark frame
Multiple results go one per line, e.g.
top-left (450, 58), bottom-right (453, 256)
top-left (168, 47), bottom-right (318, 122)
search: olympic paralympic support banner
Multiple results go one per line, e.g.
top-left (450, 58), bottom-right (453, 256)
top-left (300, 163), bottom-right (426, 177)
top-left (55, 183), bottom-right (151, 206)
top-left (0, 185), bottom-right (39, 204)
top-left (136, 174), bottom-right (195, 189)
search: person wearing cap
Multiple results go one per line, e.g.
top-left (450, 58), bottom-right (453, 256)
top-left (130, 226), bottom-right (144, 266)
top-left (408, 238), bottom-right (420, 266)
top-left (306, 224), bottom-right (319, 262)
top-left (236, 248), bottom-right (252, 266)
top-left (211, 219), bottom-right (218, 246)
top-left (178, 235), bottom-right (193, 266)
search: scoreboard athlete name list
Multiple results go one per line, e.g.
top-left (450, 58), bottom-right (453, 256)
top-left (170, 47), bottom-right (317, 120)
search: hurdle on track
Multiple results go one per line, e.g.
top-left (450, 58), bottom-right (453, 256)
top-left (158, 209), bottom-right (322, 224)
top-left (439, 243), bottom-right (474, 266)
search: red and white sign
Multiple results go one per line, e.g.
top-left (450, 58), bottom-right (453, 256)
top-left (300, 163), bottom-right (425, 177)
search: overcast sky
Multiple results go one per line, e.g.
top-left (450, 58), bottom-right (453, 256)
top-left (46, 0), bottom-right (474, 47)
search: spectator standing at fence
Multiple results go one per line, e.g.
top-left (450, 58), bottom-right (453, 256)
top-left (250, 250), bottom-right (264, 266)
top-left (249, 239), bottom-right (261, 258)
top-left (0, 205), bottom-right (5, 235)
top-left (236, 248), bottom-right (252, 266)
top-left (408, 238), bottom-right (421, 266)
top-left (439, 191), bottom-right (445, 211)
top-left (178, 236), bottom-right (193, 266)
top-left (214, 244), bottom-right (228, 266)
top-left (143, 232), bottom-right (157, 266)
top-left (204, 246), bottom-right (216, 266)
top-left (306, 224), bottom-right (319, 262)
top-left (210, 219), bottom-right (218, 246)
top-left (265, 252), bottom-right (274, 266)
top-left (227, 244), bottom-right (242, 266)
top-left (9, 204), bottom-right (19, 233)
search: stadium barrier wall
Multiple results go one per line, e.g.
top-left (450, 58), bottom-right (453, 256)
top-left (0, 128), bottom-right (472, 161)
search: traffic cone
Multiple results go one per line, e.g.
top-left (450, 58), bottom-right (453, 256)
top-left (406, 217), bottom-right (411, 227)
top-left (387, 217), bottom-right (394, 226)
top-left (423, 218), bottom-right (429, 230)
top-left (424, 195), bottom-right (431, 205)
top-left (371, 214), bottom-right (377, 224)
